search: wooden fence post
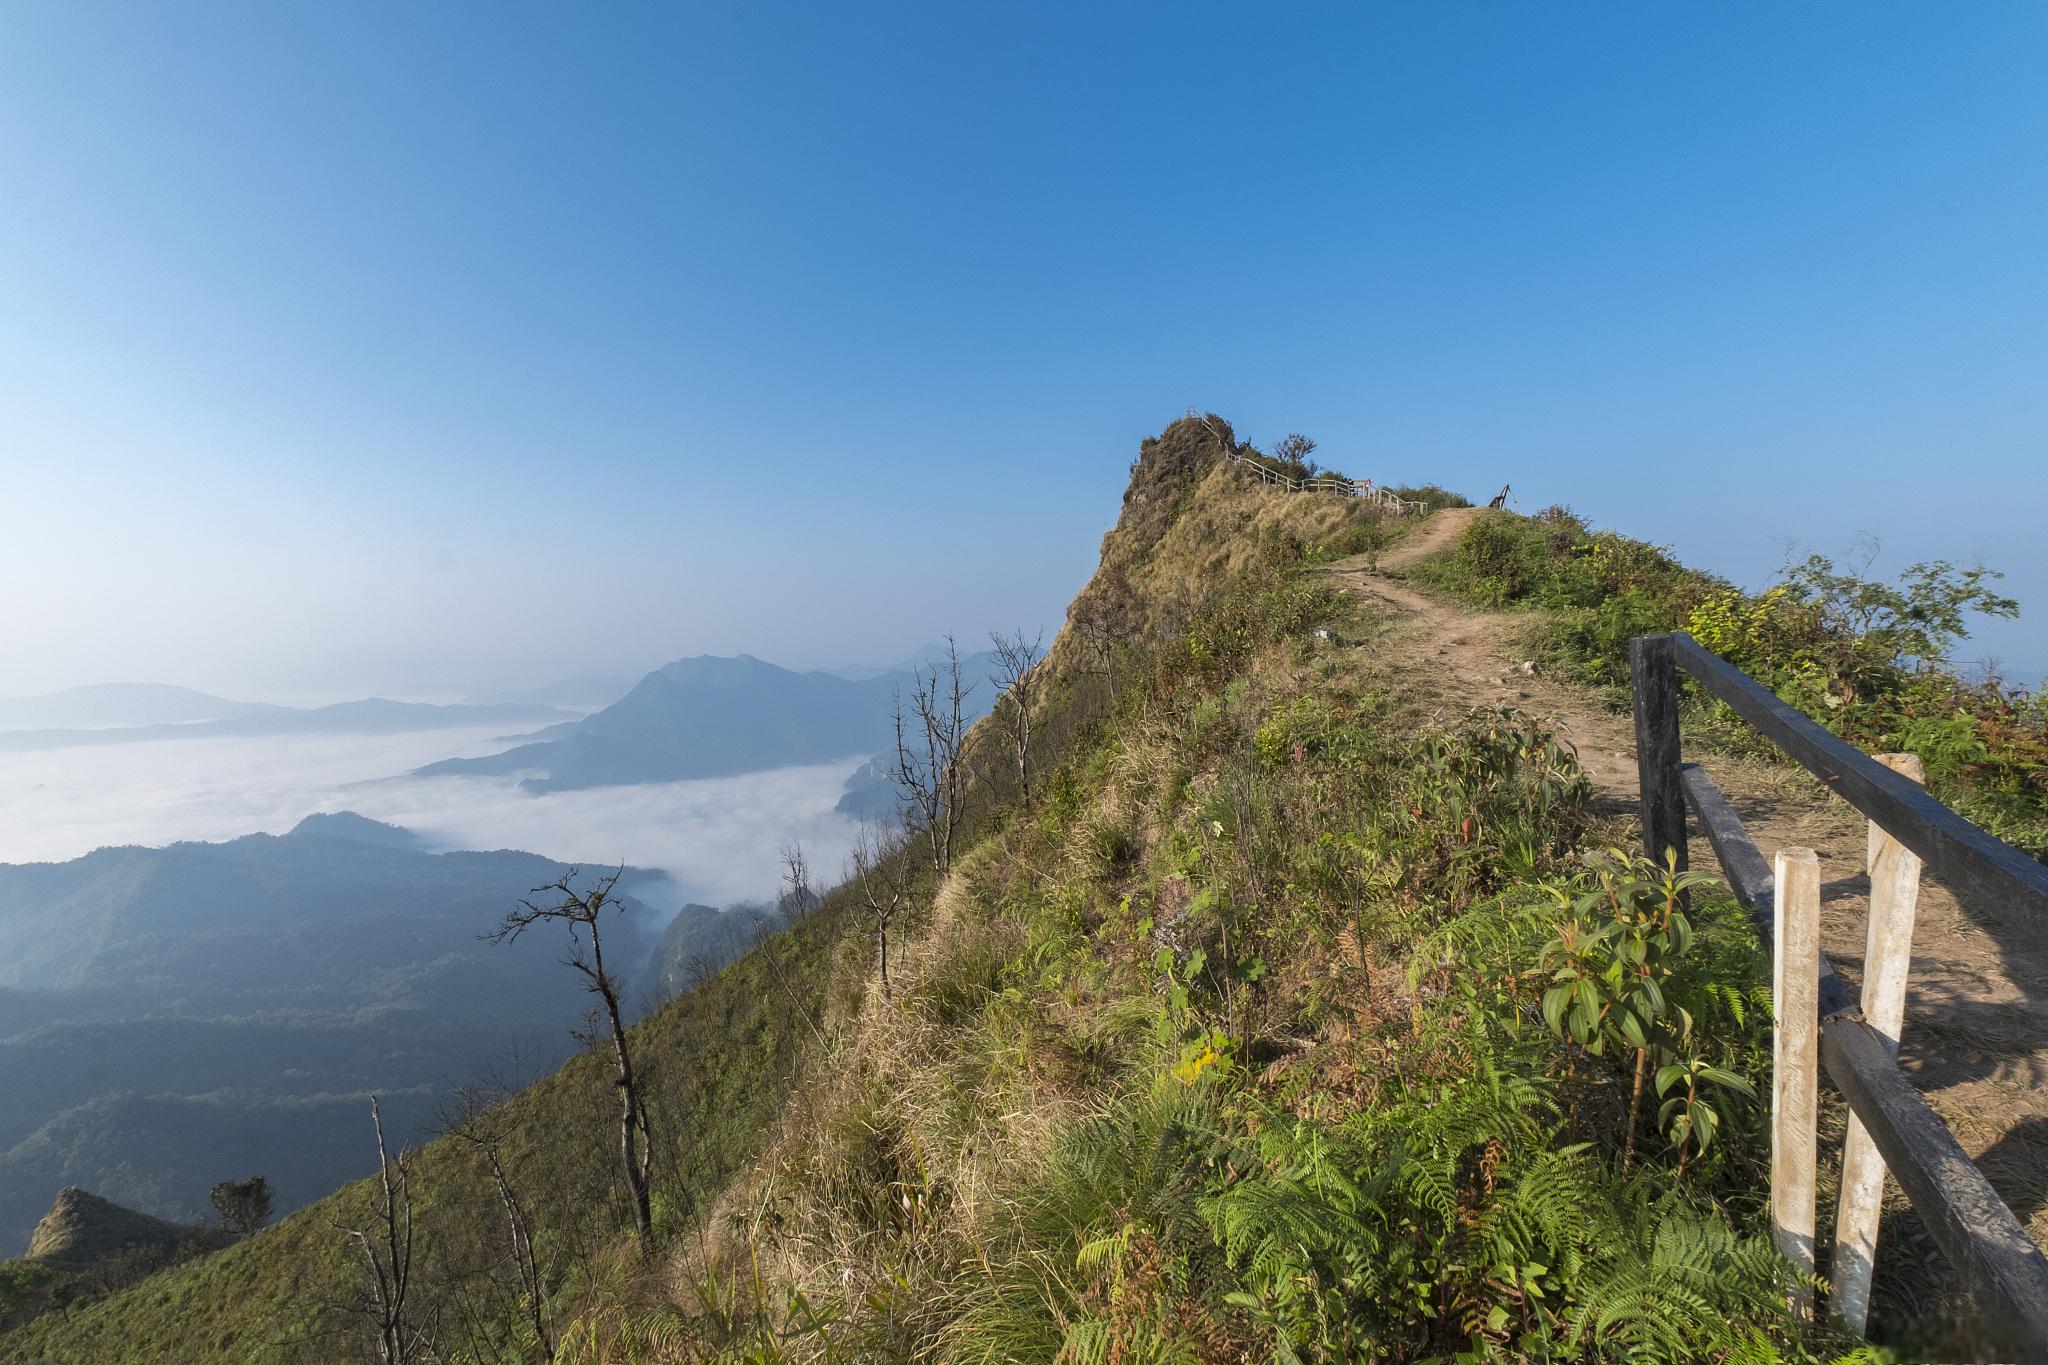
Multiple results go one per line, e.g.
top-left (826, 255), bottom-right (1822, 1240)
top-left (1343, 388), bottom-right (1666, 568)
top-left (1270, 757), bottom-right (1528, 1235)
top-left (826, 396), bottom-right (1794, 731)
top-left (1774, 846), bottom-right (1822, 1319)
top-left (1630, 635), bottom-right (1688, 873)
top-left (1832, 753), bottom-right (1927, 1335)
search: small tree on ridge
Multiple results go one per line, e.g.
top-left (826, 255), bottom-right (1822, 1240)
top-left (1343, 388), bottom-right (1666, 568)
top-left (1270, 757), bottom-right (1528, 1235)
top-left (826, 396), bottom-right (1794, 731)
top-left (210, 1175), bottom-right (272, 1236)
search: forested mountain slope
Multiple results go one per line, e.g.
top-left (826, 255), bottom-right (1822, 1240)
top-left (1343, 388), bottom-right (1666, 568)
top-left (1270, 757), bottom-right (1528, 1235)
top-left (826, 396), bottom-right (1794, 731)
top-left (8, 416), bottom-right (2039, 1363)
top-left (0, 816), bottom-right (669, 1255)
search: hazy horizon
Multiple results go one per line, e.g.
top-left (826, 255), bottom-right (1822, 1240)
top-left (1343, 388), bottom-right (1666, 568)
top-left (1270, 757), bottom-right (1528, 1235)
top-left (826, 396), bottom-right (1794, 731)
top-left (4, 4), bottom-right (2044, 702)
top-left (0, 641), bottom-right (1020, 715)
top-left (0, 719), bottom-right (867, 910)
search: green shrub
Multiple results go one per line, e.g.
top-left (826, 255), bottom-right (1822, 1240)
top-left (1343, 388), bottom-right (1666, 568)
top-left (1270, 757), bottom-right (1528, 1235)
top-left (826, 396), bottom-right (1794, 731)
top-left (1385, 483), bottom-right (1473, 511)
top-left (1411, 510), bottom-right (2047, 855)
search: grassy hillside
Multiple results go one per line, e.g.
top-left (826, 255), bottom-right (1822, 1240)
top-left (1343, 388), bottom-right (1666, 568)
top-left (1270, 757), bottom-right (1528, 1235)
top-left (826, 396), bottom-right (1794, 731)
top-left (0, 866), bottom-right (854, 1362)
top-left (23, 1189), bottom-right (222, 1268)
top-left (15, 415), bottom-right (2024, 1362)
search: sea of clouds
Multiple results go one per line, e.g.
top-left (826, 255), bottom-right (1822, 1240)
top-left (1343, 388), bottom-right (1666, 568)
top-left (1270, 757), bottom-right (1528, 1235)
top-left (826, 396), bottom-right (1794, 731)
top-left (0, 724), bottom-right (865, 912)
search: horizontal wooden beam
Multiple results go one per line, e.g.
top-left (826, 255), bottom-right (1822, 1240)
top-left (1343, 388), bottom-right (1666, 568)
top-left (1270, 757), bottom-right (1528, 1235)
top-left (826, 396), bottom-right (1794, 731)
top-left (1665, 632), bottom-right (2048, 924)
top-left (1820, 1015), bottom-right (2048, 1361)
top-left (1680, 763), bottom-right (1854, 1017)
top-left (1679, 763), bottom-right (2048, 1356)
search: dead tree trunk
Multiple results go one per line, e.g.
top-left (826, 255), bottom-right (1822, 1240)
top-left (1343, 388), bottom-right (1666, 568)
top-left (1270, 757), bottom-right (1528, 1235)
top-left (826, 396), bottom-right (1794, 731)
top-left (850, 823), bottom-right (910, 1000)
top-left (891, 634), bottom-right (974, 878)
top-left (440, 1091), bottom-right (552, 1362)
top-left (990, 628), bottom-right (1044, 801)
top-left (484, 870), bottom-right (654, 1251)
top-left (335, 1096), bottom-right (430, 1365)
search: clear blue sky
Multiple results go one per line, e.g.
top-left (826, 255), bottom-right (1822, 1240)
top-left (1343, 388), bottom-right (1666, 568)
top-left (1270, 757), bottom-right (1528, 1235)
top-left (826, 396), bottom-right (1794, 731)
top-left (2, 2), bottom-right (2043, 699)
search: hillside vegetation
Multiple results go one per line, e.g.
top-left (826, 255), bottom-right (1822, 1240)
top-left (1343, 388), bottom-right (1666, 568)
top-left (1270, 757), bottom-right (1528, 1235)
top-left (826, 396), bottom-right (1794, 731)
top-left (1407, 508), bottom-right (2045, 854)
top-left (13, 416), bottom-right (2032, 1362)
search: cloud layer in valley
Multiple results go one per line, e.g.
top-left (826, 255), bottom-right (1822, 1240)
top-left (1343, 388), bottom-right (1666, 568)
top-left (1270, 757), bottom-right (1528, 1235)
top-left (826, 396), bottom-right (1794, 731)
top-left (0, 726), bottom-right (865, 912)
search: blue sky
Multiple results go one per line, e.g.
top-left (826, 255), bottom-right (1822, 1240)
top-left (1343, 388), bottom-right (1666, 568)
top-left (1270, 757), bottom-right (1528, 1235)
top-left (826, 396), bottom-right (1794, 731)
top-left (2, 2), bottom-right (2042, 699)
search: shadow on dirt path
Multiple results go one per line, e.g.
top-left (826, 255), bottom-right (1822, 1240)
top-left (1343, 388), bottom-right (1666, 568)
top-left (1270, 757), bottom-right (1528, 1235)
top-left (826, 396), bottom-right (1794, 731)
top-left (1316, 505), bottom-right (2048, 1297)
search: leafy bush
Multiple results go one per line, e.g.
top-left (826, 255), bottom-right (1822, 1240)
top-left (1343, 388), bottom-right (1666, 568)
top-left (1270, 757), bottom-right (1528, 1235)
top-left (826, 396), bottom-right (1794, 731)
top-left (1412, 510), bottom-right (2047, 855)
top-left (1384, 482), bottom-right (1473, 511)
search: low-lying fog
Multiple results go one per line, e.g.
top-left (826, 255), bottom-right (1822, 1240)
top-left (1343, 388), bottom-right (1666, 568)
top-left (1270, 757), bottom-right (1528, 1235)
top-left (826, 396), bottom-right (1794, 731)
top-left (0, 724), bottom-right (865, 911)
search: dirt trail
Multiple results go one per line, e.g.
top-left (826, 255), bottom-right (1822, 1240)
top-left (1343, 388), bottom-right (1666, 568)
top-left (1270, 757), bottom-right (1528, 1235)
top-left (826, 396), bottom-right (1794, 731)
top-left (1327, 508), bottom-right (1642, 797)
top-left (1323, 506), bottom-right (2048, 1260)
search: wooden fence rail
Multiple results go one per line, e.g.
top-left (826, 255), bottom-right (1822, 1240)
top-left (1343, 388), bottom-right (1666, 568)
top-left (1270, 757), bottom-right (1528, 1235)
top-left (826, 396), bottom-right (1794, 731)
top-left (1632, 630), bottom-right (2048, 1360)
top-left (1223, 447), bottom-right (1429, 514)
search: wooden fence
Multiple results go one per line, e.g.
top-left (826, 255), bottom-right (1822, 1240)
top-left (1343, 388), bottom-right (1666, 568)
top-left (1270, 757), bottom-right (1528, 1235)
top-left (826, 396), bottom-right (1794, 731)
top-left (1223, 447), bottom-right (1428, 514)
top-left (1632, 631), bottom-right (2048, 1359)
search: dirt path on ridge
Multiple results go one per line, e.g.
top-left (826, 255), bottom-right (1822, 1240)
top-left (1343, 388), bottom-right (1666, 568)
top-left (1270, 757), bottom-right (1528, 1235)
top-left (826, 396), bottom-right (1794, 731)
top-left (1320, 506), bottom-right (2048, 1283)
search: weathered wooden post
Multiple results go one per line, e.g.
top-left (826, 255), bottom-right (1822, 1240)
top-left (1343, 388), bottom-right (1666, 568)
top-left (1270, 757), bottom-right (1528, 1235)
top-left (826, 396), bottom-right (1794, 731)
top-left (1832, 753), bottom-right (1927, 1334)
top-left (1774, 846), bottom-right (1822, 1319)
top-left (1630, 635), bottom-right (1688, 873)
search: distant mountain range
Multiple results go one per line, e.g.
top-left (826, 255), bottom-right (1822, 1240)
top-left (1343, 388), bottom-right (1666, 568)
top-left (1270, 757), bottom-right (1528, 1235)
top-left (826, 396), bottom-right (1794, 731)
top-left (415, 649), bottom-right (999, 792)
top-left (0, 683), bottom-right (284, 732)
top-left (0, 813), bottom-right (672, 1255)
top-left (459, 673), bottom-right (638, 711)
top-left (0, 697), bottom-right (570, 752)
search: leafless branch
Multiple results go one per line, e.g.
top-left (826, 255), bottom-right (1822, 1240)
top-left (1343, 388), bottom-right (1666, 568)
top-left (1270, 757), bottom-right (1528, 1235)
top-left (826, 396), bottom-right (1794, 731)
top-left (890, 633), bottom-right (974, 878)
top-left (333, 1095), bottom-right (432, 1364)
top-left (989, 627), bottom-right (1045, 801)
top-left (849, 821), bottom-right (912, 1000)
top-left (482, 869), bottom-right (654, 1251)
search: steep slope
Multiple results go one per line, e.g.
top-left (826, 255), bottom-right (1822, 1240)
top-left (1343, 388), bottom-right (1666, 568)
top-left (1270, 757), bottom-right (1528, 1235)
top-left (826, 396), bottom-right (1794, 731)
top-left (643, 901), bottom-right (782, 1004)
top-left (0, 1190), bottom-right (225, 1333)
top-left (0, 418), bottom-right (1420, 1362)
top-left (8, 415), bottom-right (2032, 1362)
top-left (0, 860), bottom-right (859, 1362)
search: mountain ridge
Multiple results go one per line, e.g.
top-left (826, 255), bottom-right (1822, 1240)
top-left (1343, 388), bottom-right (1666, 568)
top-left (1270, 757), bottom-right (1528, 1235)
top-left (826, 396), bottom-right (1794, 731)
top-left (24, 1188), bottom-right (225, 1269)
top-left (415, 650), bottom-right (999, 791)
top-left (22, 415), bottom-right (2025, 1360)
top-left (0, 683), bottom-right (283, 733)
top-left (0, 698), bottom-right (570, 753)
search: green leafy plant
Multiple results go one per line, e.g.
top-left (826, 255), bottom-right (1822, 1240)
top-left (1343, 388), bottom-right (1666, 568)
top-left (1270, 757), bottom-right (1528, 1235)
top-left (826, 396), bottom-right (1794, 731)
top-left (1540, 851), bottom-right (1726, 1172)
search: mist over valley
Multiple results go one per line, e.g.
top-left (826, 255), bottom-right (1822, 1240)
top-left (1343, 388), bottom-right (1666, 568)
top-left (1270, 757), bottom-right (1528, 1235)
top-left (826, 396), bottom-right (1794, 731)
top-left (0, 651), bottom-right (961, 1255)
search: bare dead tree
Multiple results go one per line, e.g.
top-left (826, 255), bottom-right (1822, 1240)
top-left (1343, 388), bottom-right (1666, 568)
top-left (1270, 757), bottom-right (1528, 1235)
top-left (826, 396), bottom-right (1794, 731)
top-left (1071, 565), bottom-right (1134, 705)
top-left (778, 842), bottom-right (816, 917)
top-left (732, 847), bottom-right (828, 1048)
top-left (989, 628), bottom-right (1045, 801)
top-left (891, 634), bottom-right (975, 878)
top-left (849, 821), bottom-right (912, 1000)
top-left (683, 950), bottom-right (725, 995)
top-left (436, 1088), bottom-right (553, 1363)
top-left (483, 870), bottom-right (654, 1251)
top-left (1072, 607), bottom-right (1118, 701)
top-left (335, 1095), bottom-right (432, 1365)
